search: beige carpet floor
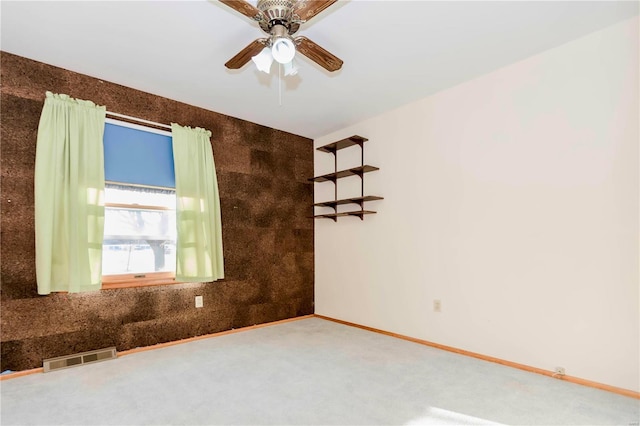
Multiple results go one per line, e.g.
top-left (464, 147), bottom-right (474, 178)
top-left (1, 317), bottom-right (638, 425)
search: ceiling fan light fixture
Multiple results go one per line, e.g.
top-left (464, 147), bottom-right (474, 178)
top-left (283, 59), bottom-right (298, 76)
top-left (271, 37), bottom-right (296, 64)
top-left (251, 46), bottom-right (273, 73)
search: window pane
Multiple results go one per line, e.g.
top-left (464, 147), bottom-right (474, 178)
top-left (102, 240), bottom-right (176, 275)
top-left (104, 207), bottom-right (175, 240)
top-left (102, 184), bottom-right (176, 276)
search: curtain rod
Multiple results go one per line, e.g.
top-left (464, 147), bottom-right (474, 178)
top-left (105, 111), bottom-right (172, 130)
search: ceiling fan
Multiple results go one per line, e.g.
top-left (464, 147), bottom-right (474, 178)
top-left (220, 0), bottom-right (343, 75)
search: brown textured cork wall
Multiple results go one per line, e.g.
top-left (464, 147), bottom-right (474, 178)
top-left (0, 51), bottom-right (314, 371)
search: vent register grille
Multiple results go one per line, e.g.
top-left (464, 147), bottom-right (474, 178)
top-left (43, 347), bottom-right (117, 373)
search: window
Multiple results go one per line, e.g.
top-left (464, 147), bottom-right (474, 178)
top-left (101, 119), bottom-right (178, 288)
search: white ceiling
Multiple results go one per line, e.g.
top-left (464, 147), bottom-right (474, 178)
top-left (1, 1), bottom-right (637, 139)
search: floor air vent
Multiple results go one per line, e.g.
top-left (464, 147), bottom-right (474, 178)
top-left (43, 347), bottom-right (117, 373)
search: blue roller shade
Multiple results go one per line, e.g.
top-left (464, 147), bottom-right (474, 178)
top-left (103, 122), bottom-right (175, 188)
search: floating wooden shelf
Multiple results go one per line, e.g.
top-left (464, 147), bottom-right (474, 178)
top-left (316, 135), bottom-right (368, 153)
top-left (314, 210), bottom-right (377, 220)
top-left (314, 196), bottom-right (384, 208)
top-left (309, 165), bottom-right (379, 183)
top-left (311, 135), bottom-right (382, 222)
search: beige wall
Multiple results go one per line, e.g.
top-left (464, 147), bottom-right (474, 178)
top-left (314, 17), bottom-right (639, 392)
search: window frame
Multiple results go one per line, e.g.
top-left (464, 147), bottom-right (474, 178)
top-left (102, 271), bottom-right (177, 289)
top-left (101, 118), bottom-right (180, 289)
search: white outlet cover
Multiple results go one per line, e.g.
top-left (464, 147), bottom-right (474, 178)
top-left (195, 296), bottom-right (203, 308)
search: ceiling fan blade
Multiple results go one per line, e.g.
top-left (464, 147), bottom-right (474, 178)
top-left (219, 0), bottom-right (263, 21)
top-left (295, 36), bottom-right (343, 72)
top-left (294, 0), bottom-right (337, 21)
top-left (225, 39), bottom-right (267, 69)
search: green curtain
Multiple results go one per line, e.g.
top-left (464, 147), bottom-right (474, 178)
top-left (171, 123), bottom-right (224, 282)
top-left (34, 92), bottom-right (106, 294)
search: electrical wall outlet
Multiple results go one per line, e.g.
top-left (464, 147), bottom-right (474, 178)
top-left (433, 299), bottom-right (442, 313)
top-left (195, 295), bottom-right (203, 308)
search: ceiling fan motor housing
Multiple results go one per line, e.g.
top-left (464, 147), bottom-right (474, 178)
top-left (257, 0), bottom-right (300, 35)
